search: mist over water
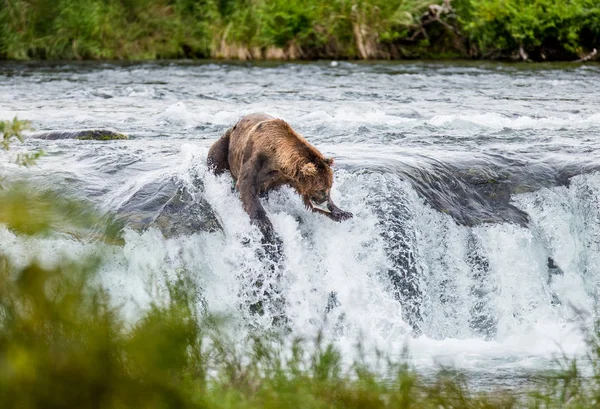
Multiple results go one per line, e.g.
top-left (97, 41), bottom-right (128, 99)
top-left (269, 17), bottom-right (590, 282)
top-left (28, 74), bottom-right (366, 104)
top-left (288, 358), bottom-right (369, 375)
top-left (2, 61), bottom-right (600, 387)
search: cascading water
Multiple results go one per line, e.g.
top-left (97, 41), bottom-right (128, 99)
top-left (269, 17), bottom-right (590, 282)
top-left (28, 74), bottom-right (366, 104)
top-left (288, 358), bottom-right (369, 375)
top-left (1, 61), bottom-right (600, 386)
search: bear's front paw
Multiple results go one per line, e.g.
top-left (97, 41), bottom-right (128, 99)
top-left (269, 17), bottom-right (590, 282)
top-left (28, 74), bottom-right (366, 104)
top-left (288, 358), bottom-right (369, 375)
top-left (331, 210), bottom-right (353, 222)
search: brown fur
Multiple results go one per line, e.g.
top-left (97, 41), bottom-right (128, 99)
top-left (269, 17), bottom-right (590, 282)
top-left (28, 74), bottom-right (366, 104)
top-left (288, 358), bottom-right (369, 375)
top-left (207, 113), bottom-right (352, 242)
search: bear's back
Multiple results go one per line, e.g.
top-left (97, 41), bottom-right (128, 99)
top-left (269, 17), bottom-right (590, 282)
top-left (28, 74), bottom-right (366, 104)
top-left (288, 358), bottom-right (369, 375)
top-left (228, 113), bottom-right (329, 182)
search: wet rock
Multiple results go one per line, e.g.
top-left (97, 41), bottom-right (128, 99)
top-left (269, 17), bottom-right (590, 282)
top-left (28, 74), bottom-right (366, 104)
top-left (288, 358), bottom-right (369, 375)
top-left (467, 233), bottom-right (497, 340)
top-left (547, 257), bottom-right (564, 277)
top-left (116, 177), bottom-right (222, 238)
top-left (357, 154), bottom-right (600, 227)
top-left (33, 130), bottom-right (128, 141)
top-left (152, 185), bottom-right (222, 237)
top-left (116, 178), bottom-right (180, 231)
top-left (365, 177), bottom-right (423, 334)
top-left (546, 257), bottom-right (564, 306)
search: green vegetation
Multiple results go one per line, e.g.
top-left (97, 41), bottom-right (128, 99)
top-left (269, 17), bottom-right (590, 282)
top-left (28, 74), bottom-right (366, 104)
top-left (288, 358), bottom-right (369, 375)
top-left (75, 131), bottom-right (128, 141)
top-left (0, 0), bottom-right (598, 61)
top-left (0, 118), bottom-right (43, 189)
top-left (456, 0), bottom-right (600, 60)
top-left (1, 117), bottom-right (30, 151)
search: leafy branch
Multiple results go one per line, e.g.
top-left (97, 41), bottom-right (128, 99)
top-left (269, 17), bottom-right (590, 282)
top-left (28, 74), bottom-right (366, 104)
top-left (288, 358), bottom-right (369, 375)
top-left (1, 116), bottom-right (29, 151)
top-left (0, 117), bottom-right (44, 188)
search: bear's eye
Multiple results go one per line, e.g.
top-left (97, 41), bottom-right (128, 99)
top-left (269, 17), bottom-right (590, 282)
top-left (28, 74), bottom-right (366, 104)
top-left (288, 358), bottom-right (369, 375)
top-left (313, 190), bottom-right (328, 203)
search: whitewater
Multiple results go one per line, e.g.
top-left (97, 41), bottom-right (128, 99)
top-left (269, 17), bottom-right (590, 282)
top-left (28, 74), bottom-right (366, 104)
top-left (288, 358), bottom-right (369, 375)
top-left (1, 61), bottom-right (600, 388)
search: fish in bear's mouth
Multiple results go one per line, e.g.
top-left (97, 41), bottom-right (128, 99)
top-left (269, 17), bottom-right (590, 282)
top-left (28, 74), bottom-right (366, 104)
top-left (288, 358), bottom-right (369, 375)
top-left (310, 199), bottom-right (331, 213)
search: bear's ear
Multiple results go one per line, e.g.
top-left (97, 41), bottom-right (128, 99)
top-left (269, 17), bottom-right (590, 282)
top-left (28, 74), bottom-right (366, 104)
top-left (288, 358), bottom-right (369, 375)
top-left (300, 162), bottom-right (318, 177)
top-left (325, 157), bottom-right (334, 166)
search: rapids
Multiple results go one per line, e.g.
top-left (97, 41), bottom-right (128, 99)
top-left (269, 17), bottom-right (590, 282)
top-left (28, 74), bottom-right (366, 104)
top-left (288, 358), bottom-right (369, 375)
top-left (1, 61), bottom-right (600, 388)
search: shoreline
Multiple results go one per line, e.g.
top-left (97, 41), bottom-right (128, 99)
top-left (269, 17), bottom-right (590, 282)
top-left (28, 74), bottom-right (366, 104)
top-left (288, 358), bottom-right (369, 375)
top-left (2, 0), bottom-right (598, 64)
top-left (0, 58), bottom-right (598, 65)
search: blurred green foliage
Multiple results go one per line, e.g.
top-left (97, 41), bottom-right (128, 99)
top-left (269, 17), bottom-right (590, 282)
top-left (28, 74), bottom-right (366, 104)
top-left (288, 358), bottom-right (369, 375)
top-left (3, 0), bottom-right (596, 60)
top-left (0, 184), bottom-right (124, 240)
top-left (0, 241), bottom-right (518, 409)
top-left (1, 117), bottom-right (30, 151)
top-left (1, 117), bottom-right (44, 189)
top-left (0, 254), bottom-right (207, 409)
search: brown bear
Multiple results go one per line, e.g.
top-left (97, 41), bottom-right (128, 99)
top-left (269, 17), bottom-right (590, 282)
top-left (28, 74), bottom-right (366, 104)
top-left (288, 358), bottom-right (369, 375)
top-left (207, 113), bottom-right (353, 242)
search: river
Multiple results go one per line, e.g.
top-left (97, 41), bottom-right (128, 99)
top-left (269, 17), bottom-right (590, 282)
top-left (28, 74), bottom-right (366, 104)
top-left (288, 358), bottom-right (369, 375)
top-left (1, 61), bottom-right (600, 389)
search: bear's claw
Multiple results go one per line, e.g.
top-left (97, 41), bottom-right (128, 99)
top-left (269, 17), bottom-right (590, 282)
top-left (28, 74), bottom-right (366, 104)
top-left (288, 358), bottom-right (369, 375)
top-left (331, 210), bottom-right (353, 222)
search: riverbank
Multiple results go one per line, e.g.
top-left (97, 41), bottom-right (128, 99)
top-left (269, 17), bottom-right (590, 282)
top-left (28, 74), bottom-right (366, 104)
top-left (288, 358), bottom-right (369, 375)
top-left (1, 0), bottom-right (599, 62)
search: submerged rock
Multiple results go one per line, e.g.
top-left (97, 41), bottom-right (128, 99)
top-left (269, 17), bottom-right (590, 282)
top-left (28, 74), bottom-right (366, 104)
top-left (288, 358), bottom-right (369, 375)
top-left (355, 155), bottom-right (600, 228)
top-left (152, 185), bottom-right (222, 237)
top-left (116, 176), bottom-right (222, 238)
top-left (33, 130), bottom-right (128, 141)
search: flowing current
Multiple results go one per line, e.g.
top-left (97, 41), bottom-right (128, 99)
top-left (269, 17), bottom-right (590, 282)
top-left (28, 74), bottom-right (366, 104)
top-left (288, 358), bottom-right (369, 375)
top-left (2, 61), bottom-right (600, 387)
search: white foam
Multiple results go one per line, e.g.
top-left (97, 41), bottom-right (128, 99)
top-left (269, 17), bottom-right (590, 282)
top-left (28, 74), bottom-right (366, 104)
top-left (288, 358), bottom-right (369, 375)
top-left (1, 163), bottom-right (596, 376)
top-left (427, 112), bottom-right (600, 130)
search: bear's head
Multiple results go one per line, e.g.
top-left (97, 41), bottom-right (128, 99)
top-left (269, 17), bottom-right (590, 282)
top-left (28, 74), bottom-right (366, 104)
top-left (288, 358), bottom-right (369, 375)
top-left (296, 157), bottom-right (335, 213)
